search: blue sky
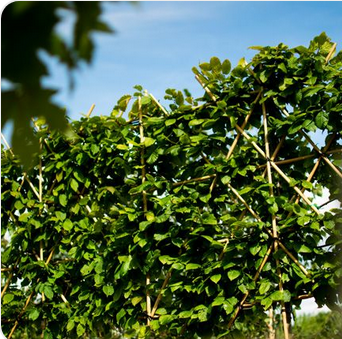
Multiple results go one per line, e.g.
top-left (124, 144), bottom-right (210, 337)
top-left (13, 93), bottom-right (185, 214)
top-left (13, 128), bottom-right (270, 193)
top-left (41, 1), bottom-right (342, 121)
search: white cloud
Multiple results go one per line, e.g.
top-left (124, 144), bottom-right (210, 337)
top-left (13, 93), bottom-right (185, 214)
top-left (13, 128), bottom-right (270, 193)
top-left (103, 2), bottom-right (210, 28)
top-left (296, 298), bottom-right (329, 315)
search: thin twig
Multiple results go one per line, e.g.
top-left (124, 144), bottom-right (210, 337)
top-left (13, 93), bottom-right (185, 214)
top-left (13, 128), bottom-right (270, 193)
top-left (227, 182), bottom-right (260, 221)
top-left (325, 43), bottom-right (337, 63)
top-left (258, 153), bottom-right (315, 169)
top-left (150, 270), bottom-right (172, 317)
top-left (262, 103), bottom-right (290, 339)
top-left (60, 294), bottom-right (70, 307)
top-left (139, 96), bottom-right (151, 325)
top-left (172, 174), bottom-right (216, 187)
top-left (276, 241), bottom-right (309, 276)
top-left (195, 74), bottom-right (217, 102)
top-left (226, 90), bottom-right (263, 160)
top-left (1, 268), bottom-right (13, 272)
top-left (1, 258), bottom-right (20, 300)
top-left (146, 274), bottom-right (151, 326)
top-left (8, 290), bottom-right (35, 339)
top-left (86, 104), bottom-right (96, 118)
top-left (150, 93), bottom-right (169, 116)
top-left (262, 103), bottom-right (277, 239)
top-left (139, 97), bottom-right (148, 214)
top-left (218, 238), bottom-right (229, 261)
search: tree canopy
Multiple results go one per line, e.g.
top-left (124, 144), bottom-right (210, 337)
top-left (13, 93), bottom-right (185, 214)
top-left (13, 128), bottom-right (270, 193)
top-left (1, 33), bottom-right (342, 339)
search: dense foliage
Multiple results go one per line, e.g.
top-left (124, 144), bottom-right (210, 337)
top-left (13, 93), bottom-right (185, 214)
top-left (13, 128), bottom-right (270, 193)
top-left (1, 33), bottom-right (342, 339)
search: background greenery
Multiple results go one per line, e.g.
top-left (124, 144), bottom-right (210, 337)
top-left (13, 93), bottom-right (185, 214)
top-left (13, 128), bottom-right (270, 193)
top-left (1, 1), bottom-right (113, 168)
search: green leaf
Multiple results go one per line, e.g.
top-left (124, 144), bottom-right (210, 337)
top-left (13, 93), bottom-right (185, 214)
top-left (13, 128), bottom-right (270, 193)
top-left (43, 285), bottom-right (54, 300)
top-left (140, 96), bottom-right (151, 106)
top-left (120, 257), bottom-right (132, 276)
top-left (178, 310), bottom-right (193, 318)
top-left (239, 186), bottom-right (254, 195)
top-left (28, 308), bottom-right (40, 321)
top-left (55, 211), bottom-right (66, 221)
top-left (278, 63), bottom-right (287, 73)
top-left (189, 119), bottom-right (205, 126)
top-left (145, 117), bottom-right (164, 125)
top-left (59, 194), bottom-right (67, 207)
top-left (221, 175), bottom-right (230, 185)
top-left (222, 59), bottom-right (231, 74)
top-left (222, 302), bottom-right (234, 315)
top-left (303, 85), bottom-right (324, 97)
top-left (154, 233), bottom-right (169, 242)
top-left (18, 212), bottom-right (31, 222)
top-left (259, 70), bottom-right (268, 83)
top-left (14, 200), bottom-right (25, 211)
top-left (261, 296), bottom-right (273, 310)
top-left (298, 215), bottom-right (310, 226)
top-left (131, 296), bottom-right (143, 306)
top-left (91, 144), bottom-right (100, 155)
top-left (270, 290), bottom-right (291, 302)
top-left (298, 244), bottom-right (312, 253)
top-left (202, 213), bottom-right (217, 225)
top-left (210, 274), bottom-right (222, 284)
top-left (66, 319), bottom-right (75, 332)
top-left (62, 219), bottom-right (73, 231)
top-left (199, 62), bottom-right (211, 71)
top-left (94, 274), bottom-right (104, 286)
top-left (70, 178), bottom-right (79, 192)
top-left (165, 118), bottom-right (176, 126)
top-left (81, 262), bottom-right (95, 276)
top-left (116, 308), bottom-right (126, 323)
top-left (268, 202), bottom-right (279, 214)
top-left (302, 180), bottom-right (313, 189)
top-left (250, 245), bottom-right (261, 256)
top-left (103, 285), bottom-right (114, 297)
top-left (159, 314), bottom-right (174, 325)
top-left (212, 296), bottom-right (225, 306)
top-left (77, 323), bottom-right (85, 337)
top-left (186, 263), bottom-right (201, 270)
top-left (3, 293), bottom-right (14, 304)
top-left (199, 193), bottom-right (211, 203)
top-left (56, 171), bottom-right (63, 182)
top-left (210, 56), bottom-right (221, 71)
top-left (143, 137), bottom-right (155, 147)
top-left (198, 309), bottom-right (208, 322)
top-left (145, 211), bottom-right (155, 221)
top-left (238, 284), bottom-right (248, 294)
top-left (147, 151), bottom-right (159, 164)
top-left (227, 270), bottom-right (240, 281)
top-left (155, 308), bottom-right (167, 315)
top-left (315, 111), bottom-right (328, 129)
top-left (117, 144), bottom-right (129, 150)
top-left (180, 133), bottom-right (191, 144)
top-left (259, 280), bottom-right (271, 294)
top-left (172, 262), bottom-right (184, 270)
top-left (171, 237), bottom-right (183, 247)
